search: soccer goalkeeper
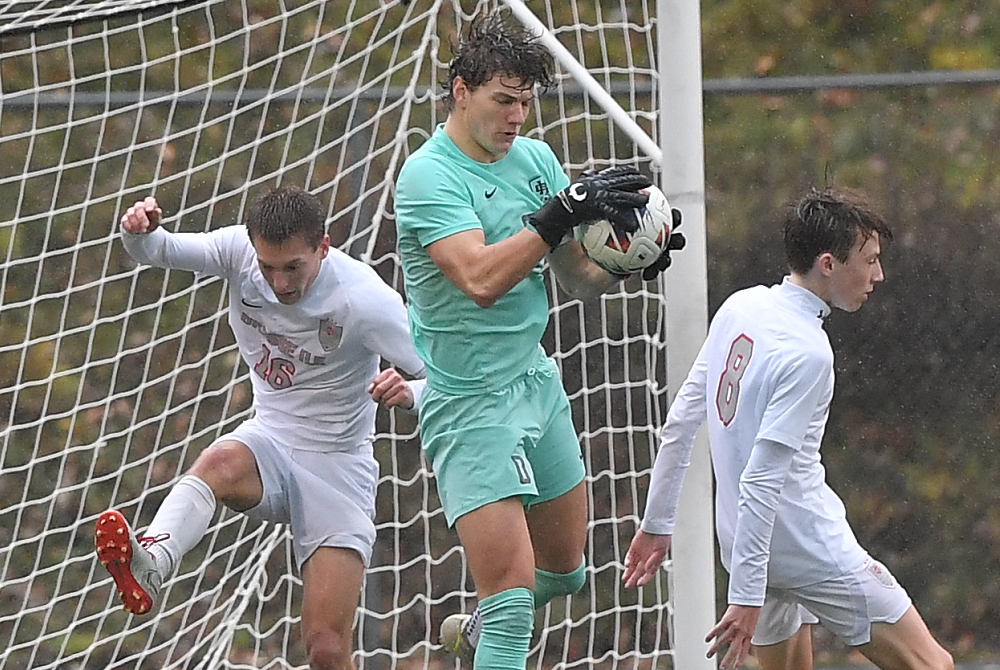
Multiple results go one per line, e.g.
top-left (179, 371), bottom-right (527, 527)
top-left (393, 9), bottom-right (684, 670)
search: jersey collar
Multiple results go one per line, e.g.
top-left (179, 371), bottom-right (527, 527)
top-left (778, 276), bottom-right (831, 322)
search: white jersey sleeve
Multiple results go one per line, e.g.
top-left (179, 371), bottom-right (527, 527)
top-left (350, 263), bottom-right (426, 414)
top-left (640, 342), bottom-right (709, 536)
top-left (351, 266), bottom-right (425, 379)
top-left (120, 226), bottom-right (246, 279)
top-left (724, 346), bottom-right (834, 605)
top-left (404, 378), bottom-right (427, 414)
top-left (727, 437), bottom-right (797, 606)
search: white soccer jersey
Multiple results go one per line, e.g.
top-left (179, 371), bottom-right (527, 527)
top-left (642, 278), bottom-right (868, 605)
top-left (122, 226), bottom-right (426, 451)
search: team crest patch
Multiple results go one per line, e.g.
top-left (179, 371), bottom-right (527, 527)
top-left (318, 319), bottom-right (343, 351)
top-left (866, 559), bottom-right (897, 588)
top-left (529, 176), bottom-right (551, 199)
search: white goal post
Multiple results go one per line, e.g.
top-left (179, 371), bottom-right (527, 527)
top-left (0, 1), bottom-right (713, 669)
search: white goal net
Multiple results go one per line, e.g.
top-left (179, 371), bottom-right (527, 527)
top-left (0, 1), bottom-right (708, 668)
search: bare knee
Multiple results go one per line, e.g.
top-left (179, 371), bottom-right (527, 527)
top-left (864, 607), bottom-right (953, 670)
top-left (304, 628), bottom-right (354, 670)
top-left (903, 646), bottom-right (954, 670)
top-left (926, 647), bottom-right (953, 670)
top-left (188, 441), bottom-right (260, 509)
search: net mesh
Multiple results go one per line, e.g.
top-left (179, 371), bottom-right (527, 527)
top-left (0, 1), bottom-right (680, 668)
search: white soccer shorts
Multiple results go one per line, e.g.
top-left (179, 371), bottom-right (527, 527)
top-left (752, 556), bottom-right (913, 647)
top-left (220, 417), bottom-right (379, 569)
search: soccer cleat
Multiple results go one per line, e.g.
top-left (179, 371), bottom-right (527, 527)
top-left (94, 510), bottom-right (165, 616)
top-left (439, 608), bottom-right (482, 665)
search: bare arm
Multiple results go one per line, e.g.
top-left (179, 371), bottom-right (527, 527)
top-left (425, 228), bottom-right (550, 308)
top-left (548, 240), bottom-right (620, 300)
top-left (422, 166), bottom-right (656, 307)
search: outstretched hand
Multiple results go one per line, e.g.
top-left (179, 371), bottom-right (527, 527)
top-left (641, 208), bottom-right (686, 281)
top-left (120, 196), bottom-right (162, 234)
top-left (622, 529), bottom-right (672, 588)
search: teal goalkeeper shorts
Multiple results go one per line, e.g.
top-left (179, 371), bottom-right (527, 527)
top-left (419, 356), bottom-right (586, 527)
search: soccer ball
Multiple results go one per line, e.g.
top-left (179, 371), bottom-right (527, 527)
top-left (575, 184), bottom-right (673, 275)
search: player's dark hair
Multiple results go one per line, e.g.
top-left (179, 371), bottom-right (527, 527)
top-left (783, 186), bottom-right (893, 275)
top-left (245, 185), bottom-right (326, 248)
top-left (442, 9), bottom-right (555, 111)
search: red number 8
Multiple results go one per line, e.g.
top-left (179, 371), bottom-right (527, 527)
top-left (715, 334), bottom-right (754, 426)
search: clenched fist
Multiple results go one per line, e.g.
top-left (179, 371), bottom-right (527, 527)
top-left (120, 197), bottom-right (162, 234)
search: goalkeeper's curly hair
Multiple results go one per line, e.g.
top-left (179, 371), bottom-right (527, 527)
top-left (442, 8), bottom-right (555, 111)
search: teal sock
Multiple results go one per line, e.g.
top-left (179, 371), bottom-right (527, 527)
top-left (473, 587), bottom-right (534, 670)
top-left (533, 559), bottom-right (586, 609)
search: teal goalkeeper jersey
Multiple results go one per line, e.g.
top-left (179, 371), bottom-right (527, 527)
top-left (395, 126), bottom-right (571, 394)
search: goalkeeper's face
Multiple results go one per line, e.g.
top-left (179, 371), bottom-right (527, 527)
top-left (454, 75), bottom-right (534, 162)
top-left (254, 233), bottom-right (331, 305)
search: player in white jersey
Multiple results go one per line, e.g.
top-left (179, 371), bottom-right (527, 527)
top-left (94, 186), bottom-right (426, 670)
top-left (623, 187), bottom-right (952, 670)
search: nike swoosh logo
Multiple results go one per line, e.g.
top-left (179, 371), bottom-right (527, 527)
top-left (241, 298), bottom-right (263, 308)
top-left (485, 187), bottom-right (497, 199)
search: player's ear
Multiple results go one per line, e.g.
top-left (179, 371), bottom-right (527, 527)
top-left (452, 77), bottom-right (470, 106)
top-left (816, 251), bottom-right (836, 277)
top-left (318, 234), bottom-right (331, 258)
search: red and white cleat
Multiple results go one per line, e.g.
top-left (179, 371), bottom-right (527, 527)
top-left (95, 510), bottom-right (165, 616)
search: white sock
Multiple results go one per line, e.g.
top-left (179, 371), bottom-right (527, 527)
top-left (144, 474), bottom-right (217, 579)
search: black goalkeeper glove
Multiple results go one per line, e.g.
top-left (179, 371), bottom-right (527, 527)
top-left (640, 208), bottom-right (687, 281)
top-left (524, 166), bottom-right (652, 250)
